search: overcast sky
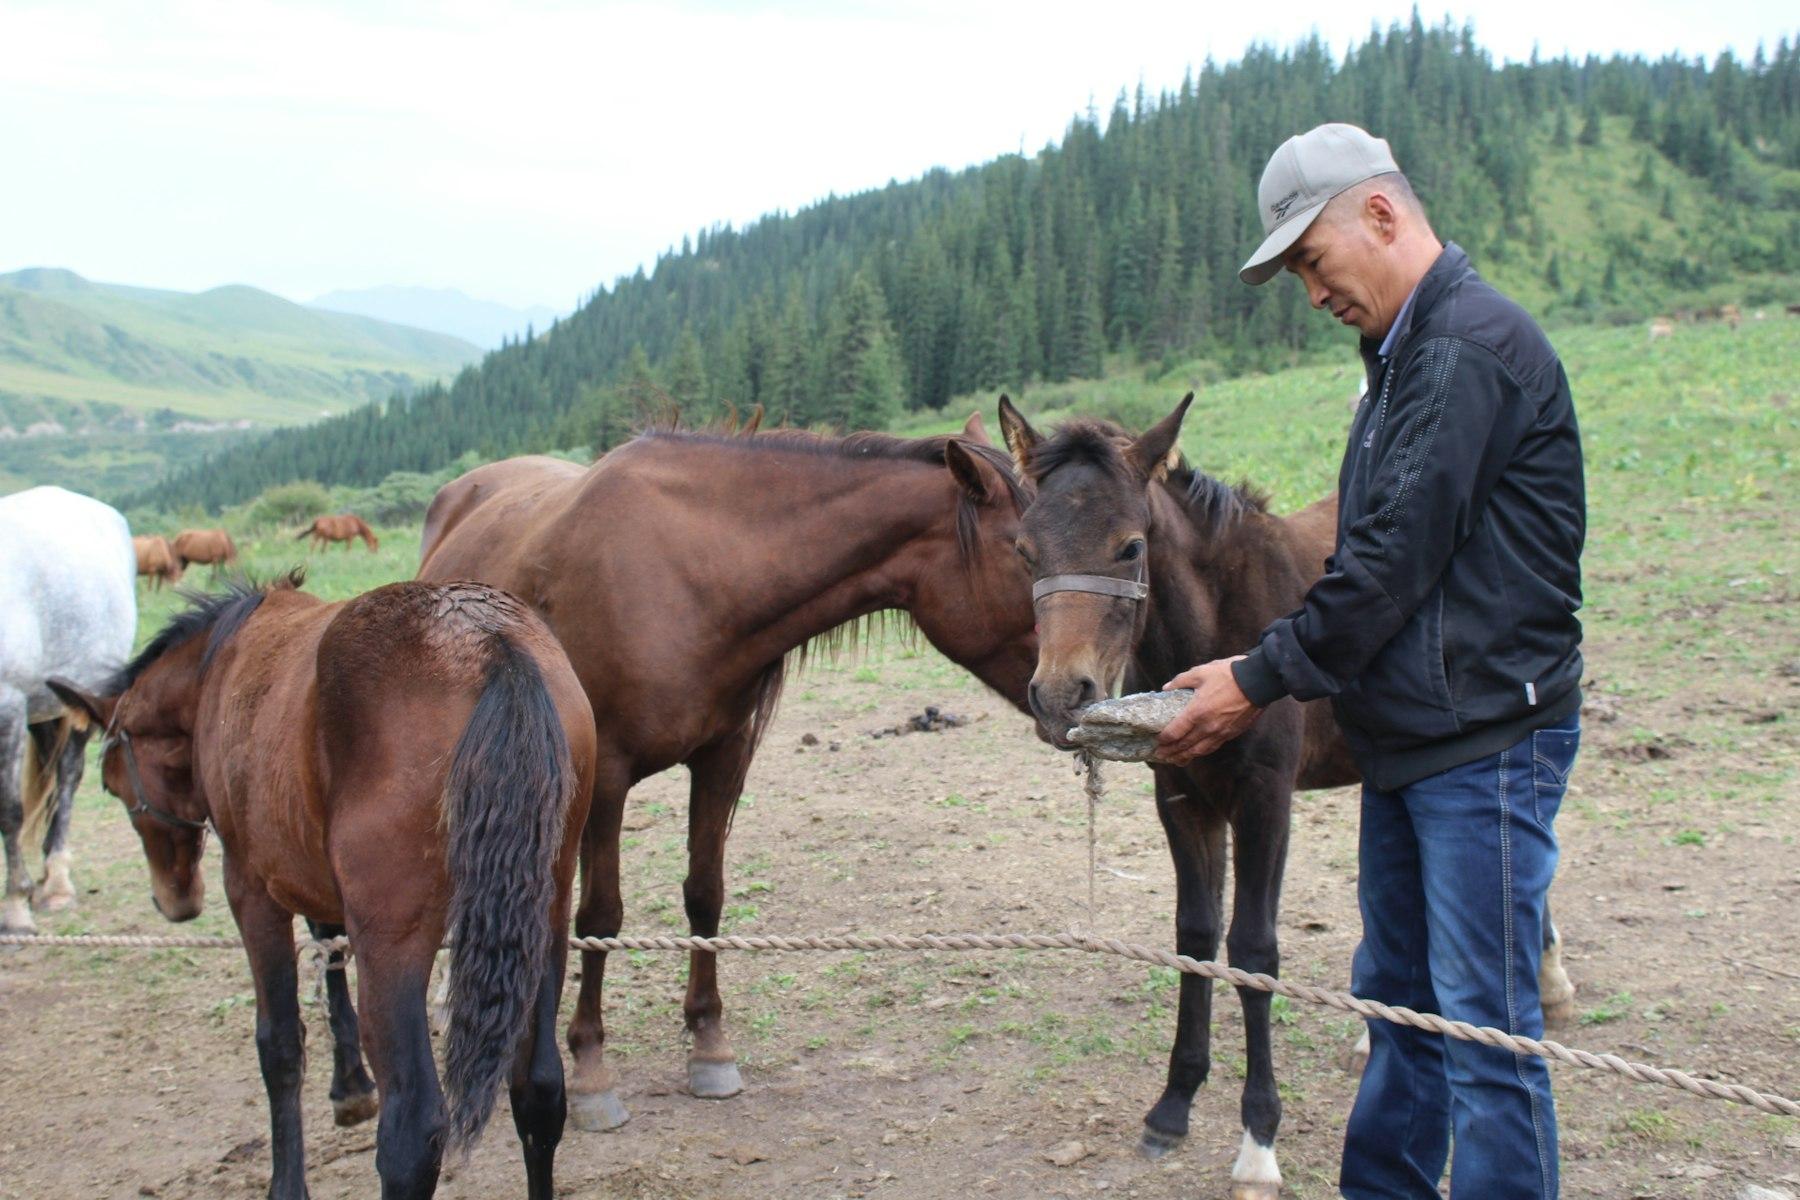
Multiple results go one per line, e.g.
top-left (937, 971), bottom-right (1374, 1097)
top-left (3, 0), bottom-right (1791, 311)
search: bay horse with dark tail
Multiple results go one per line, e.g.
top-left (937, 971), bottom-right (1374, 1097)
top-left (414, 418), bottom-right (1038, 1130)
top-left (50, 574), bottom-right (595, 1199)
top-left (998, 395), bottom-right (1572, 1197)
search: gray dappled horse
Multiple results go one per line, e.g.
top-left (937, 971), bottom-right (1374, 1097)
top-left (0, 486), bottom-right (137, 932)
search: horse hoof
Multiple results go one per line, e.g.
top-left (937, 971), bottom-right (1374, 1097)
top-left (569, 1089), bottom-right (631, 1132)
top-left (688, 1059), bottom-right (744, 1099)
top-left (1, 898), bottom-right (35, 936)
top-left (1230, 1185), bottom-right (1281, 1200)
top-left (32, 887), bottom-right (75, 914)
top-left (333, 1091), bottom-right (379, 1127)
top-left (1137, 1127), bottom-right (1184, 1160)
top-left (1541, 990), bottom-right (1576, 1030)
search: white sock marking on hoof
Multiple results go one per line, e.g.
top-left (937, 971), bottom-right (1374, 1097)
top-left (1231, 1129), bottom-right (1281, 1188)
top-left (1, 896), bottom-right (35, 934)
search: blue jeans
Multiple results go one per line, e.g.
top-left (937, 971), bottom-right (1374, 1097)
top-left (1341, 723), bottom-right (1579, 1200)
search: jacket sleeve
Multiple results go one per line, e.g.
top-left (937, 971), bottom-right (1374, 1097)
top-left (1231, 335), bottom-right (1534, 707)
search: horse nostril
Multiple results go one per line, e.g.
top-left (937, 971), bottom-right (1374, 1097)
top-left (1028, 681), bottom-right (1044, 715)
top-left (1074, 676), bottom-right (1100, 708)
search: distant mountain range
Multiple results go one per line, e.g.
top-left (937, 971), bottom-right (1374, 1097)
top-left (0, 267), bottom-right (481, 431)
top-left (310, 285), bottom-right (564, 350)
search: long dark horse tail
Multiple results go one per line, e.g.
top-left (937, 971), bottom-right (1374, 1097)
top-left (293, 521), bottom-right (315, 540)
top-left (439, 632), bottom-right (575, 1158)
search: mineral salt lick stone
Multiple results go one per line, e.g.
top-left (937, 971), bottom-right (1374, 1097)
top-left (1067, 689), bottom-right (1195, 762)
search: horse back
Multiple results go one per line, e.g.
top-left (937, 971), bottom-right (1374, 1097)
top-left (419, 456), bottom-right (586, 575)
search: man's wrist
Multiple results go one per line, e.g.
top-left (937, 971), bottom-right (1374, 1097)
top-left (1230, 648), bottom-right (1287, 708)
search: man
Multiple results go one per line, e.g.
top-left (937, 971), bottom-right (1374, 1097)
top-left (1154, 123), bottom-right (1585, 1199)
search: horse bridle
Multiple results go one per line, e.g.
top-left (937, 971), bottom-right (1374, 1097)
top-left (1031, 556), bottom-right (1150, 605)
top-left (106, 726), bottom-right (210, 833)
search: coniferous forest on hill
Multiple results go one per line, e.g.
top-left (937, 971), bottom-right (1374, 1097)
top-left (137, 18), bottom-right (1800, 512)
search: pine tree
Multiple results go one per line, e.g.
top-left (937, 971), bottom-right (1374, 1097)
top-left (664, 325), bottom-right (709, 413)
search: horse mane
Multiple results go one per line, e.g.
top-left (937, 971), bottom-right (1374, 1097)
top-left (1028, 418), bottom-right (1268, 541)
top-left (109, 568), bottom-right (306, 694)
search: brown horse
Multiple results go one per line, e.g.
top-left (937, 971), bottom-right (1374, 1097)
top-left (132, 534), bottom-right (183, 589)
top-left (171, 527), bottom-right (238, 573)
top-left (999, 395), bottom-right (1572, 1195)
top-left (50, 575), bottom-right (595, 1199)
top-left (415, 417), bottom-right (1038, 1130)
top-left (297, 513), bottom-right (380, 552)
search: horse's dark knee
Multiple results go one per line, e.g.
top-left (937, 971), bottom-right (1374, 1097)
top-left (1226, 926), bottom-right (1279, 974)
top-left (376, 1094), bottom-right (446, 1199)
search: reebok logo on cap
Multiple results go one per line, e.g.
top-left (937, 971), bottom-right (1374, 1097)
top-left (1239, 123), bottom-right (1400, 286)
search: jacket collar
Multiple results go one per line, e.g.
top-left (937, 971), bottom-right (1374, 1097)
top-left (1359, 241), bottom-right (1470, 376)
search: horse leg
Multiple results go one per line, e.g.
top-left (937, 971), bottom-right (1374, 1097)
top-left (33, 718), bottom-right (91, 912)
top-left (1224, 786), bottom-right (1293, 1200)
top-left (350, 935), bottom-right (446, 1200)
top-left (225, 868), bottom-right (310, 1200)
top-left (1539, 898), bottom-right (1575, 1028)
top-left (566, 759), bottom-right (631, 1132)
top-left (1141, 773), bottom-right (1227, 1158)
top-left (510, 933), bottom-right (570, 1200)
top-left (305, 918), bottom-right (379, 1126)
top-left (681, 728), bottom-right (755, 1099)
top-left (0, 697), bottom-right (34, 934)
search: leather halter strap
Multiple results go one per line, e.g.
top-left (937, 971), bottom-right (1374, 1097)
top-left (1032, 569), bottom-right (1149, 604)
top-left (108, 728), bottom-right (210, 833)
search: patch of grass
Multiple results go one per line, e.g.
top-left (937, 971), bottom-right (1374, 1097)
top-left (1580, 992), bottom-right (1635, 1026)
top-left (1668, 828), bottom-right (1707, 846)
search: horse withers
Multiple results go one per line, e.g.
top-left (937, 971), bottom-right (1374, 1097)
top-left (298, 513), bottom-right (379, 552)
top-left (0, 485), bottom-right (136, 933)
top-left (51, 574), bottom-right (595, 1200)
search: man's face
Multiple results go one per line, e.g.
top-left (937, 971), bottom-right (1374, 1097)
top-left (1281, 197), bottom-right (1393, 338)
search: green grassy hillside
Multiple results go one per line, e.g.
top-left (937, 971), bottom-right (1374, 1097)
top-left (0, 267), bottom-right (482, 494)
top-left (0, 267), bottom-right (478, 425)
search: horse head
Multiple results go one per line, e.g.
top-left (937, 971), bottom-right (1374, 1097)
top-left (999, 393), bottom-right (1192, 746)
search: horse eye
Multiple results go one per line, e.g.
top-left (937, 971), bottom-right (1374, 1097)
top-left (1015, 541), bottom-right (1036, 565)
top-left (1118, 539), bottom-right (1145, 562)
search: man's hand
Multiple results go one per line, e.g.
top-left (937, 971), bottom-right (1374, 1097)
top-left (1154, 657), bottom-right (1262, 765)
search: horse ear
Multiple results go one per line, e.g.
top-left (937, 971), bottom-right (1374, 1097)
top-left (944, 439), bottom-right (997, 503)
top-left (960, 410), bottom-right (992, 446)
top-left (47, 677), bottom-right (113, 728)
top-left (1129, 393), bottom-right (1194, 482)
top-left (996, 395), bottom-right (1041, 475)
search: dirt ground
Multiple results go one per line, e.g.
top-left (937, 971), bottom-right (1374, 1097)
top-left (3, 590), bottom-right (1798, 1199)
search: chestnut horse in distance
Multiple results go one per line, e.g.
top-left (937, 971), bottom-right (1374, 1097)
top-left (132, 535), bottom-right (183, 589)
top-left (51, 575), bottom-right (595, 1199)
top-left (171, 528), bottom-right (238, 573)
top-left (413, 418), bottom-right (1038, 1131)
top-left (298, 513), bottom-right (380, 552)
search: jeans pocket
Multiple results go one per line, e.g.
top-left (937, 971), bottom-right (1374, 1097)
top-left (1531, 725), bottom-right (1580, 827)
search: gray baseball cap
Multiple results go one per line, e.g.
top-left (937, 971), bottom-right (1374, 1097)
top-left (1239, 123), bottom-right (1400, 285)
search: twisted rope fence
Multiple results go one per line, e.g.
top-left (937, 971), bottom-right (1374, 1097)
top-left (6, 926), bottom-right (1795, 1118)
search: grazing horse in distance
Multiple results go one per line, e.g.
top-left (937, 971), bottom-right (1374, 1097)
top-left (415, 414), bottom-right (1039, 1131)
top-left (297, 513), bottom-right (380, 552)
top-left (52, 574), bottom-right (594, 1200)
top-left (0, 486), bottom-right (136, 933)
top-left (172, 527), bottom-right (238, 574)
top-left (133, 534), bottom-right (184, 589)
top-left (1000, 396), bottom-right (1573, 1195)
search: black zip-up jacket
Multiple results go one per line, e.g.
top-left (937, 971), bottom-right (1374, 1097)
top-left (1231, 243), bottom-right (1585, 790)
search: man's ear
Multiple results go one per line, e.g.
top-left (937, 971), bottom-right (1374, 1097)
top-left (47, 676), bottom-right (114, 730)
top-left (1128, 393), bottom-right (1193, 481)
top-left (944, 438), bottom-right (1000, 503)
top-left (960, 410), bottom-right (993, 446)
top-left (996, 394), bottom-right (1041, 476)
